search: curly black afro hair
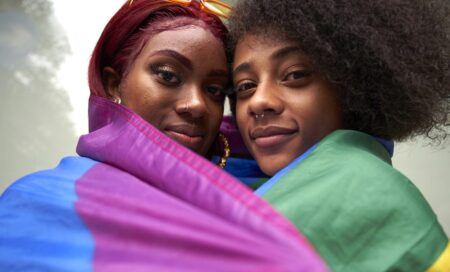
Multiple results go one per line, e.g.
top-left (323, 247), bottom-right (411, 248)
top-left (228, 0), bottom-right (450, 141)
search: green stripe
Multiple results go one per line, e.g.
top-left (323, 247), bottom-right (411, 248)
top-left (388, 226), bottom-right (448, 271)
top-left (263, 130), bottom-right (448, 271)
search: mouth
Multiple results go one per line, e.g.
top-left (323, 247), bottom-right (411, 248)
top-left (164, 124), bottom-right (205, 151)
top-left (250, 126), bottom-right (297, 148)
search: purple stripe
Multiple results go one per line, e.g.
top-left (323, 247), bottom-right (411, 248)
top-left (75, 96), bottom-right (328, 271)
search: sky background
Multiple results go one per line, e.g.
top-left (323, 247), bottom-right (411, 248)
top-left (53, 0), bottom-right (124, 135)
top-left (1, 0), bottom-right (449, 235)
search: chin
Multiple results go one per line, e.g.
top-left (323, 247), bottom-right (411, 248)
top-left (196, 144), bottom-right (211, 157)
top-left (259, 162), bottom-right (283, 177)
top-left (258, 156), bottom-right (294, 176)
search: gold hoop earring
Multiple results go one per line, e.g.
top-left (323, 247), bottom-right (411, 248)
top-left (217, 133), bottom-right (230, 169)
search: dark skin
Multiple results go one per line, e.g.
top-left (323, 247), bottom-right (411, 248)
top-left (103, 27), bottom-right (228, 156)
top-left (233, 35), bottom-right (343, 176)
top-left (228, 0), bottom-right (450, 142)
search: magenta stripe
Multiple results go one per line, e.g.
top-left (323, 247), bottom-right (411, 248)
top-left (91, 97), bottom-right (306, 243)
top-left (75, 96), bottom-right (328, 271)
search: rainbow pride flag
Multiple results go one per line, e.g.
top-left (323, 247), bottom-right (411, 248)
top-left (0, 96), bottom-right (328, 271)
top-left (256, 130), bottom-right (450, 271)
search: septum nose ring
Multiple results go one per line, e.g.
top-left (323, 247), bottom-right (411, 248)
top-left (255, 112), bottom-right (265, 119)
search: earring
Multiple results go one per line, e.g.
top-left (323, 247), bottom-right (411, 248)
top-left (217, 133), bottom-right (230, 169)
top-left (113, 97), bottom-right (121, 104)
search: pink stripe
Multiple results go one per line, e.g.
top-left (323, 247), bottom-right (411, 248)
top-left (91, 97), bottom-right (305, 243)
top-left (75, 96), bottom-right (328, 271)
top-left (75, 163), bottom-right (327, 271)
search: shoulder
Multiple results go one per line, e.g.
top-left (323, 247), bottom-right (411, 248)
top-left (1, 156), bottom-right (97, 203)
top-left (301, 130), bottom-right (410, 189)
top-left (0, 156), bottom-right (98, 270)
top-left (264, 130), bottom-right (447, 271)
top-left (277, 130), bottom-right (438, 221)
top-left (273, 130), bottom-right (413, 195)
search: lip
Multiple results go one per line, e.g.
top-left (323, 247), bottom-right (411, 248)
top-left (250, 126), bottom-right (297, 148)
top-left (164, 124), bottom-right (205, 150)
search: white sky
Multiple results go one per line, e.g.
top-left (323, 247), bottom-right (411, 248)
top-left (53, 0), bottom-right (125, 135)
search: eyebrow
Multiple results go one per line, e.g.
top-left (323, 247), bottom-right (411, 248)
top-left (232, 46), bottom-right (302, 76)
top-left (232, 63), bottom-right (251, 77)
top-left (149, 49), bottom-right (193, 70)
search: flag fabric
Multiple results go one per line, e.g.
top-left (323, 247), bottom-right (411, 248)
top-left (0, 96), bottom-right (328, 272)
top-left (256, 130), bottom-right (449, 271)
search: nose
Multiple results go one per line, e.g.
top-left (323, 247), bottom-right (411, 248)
top-left (175, 85), bottom-right (207, 119)
top-left (247, 80), bottom-right (283, 118)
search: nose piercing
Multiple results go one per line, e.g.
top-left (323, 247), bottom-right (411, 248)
top-left (255, 112), bottom-right (265, 119)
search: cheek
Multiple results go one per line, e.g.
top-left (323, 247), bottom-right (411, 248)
top-left (297, 94), bottom-right (343, 141)
top-left (235, 102), bottom-right (252, 142)
top-left (235, 102), bottom-right (245, 126)
top-left (201, 100), bottom-right (224, 136)
top-left (121, 83), bottom-right (174, 127)
top-left (312, 91), bottom-right (343, 129)
top-left (210, 105), bottom-right (224, 129)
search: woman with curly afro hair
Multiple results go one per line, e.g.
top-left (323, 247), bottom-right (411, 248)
top-left (227, 0), bottom-right (450, 270)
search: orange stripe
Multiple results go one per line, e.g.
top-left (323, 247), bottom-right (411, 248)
top-left (426, 242), bottom-right (450, 272)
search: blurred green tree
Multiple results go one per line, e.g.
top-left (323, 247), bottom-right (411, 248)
top-left (0, 0), bottom-right (77, 191)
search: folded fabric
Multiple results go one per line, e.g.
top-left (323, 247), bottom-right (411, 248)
top-left (0, 96), bottom-right (328, 272)
top-left (257, 130), bottom-right (449, 271)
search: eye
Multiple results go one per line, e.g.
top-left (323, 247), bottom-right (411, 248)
top-left (280, 68), bottom-right (314, 88)
top-left (234, 81), bottom-right (257, 97)
top-left (205, 85), bottom-right (226, 99)
top-left (151, 64), bottom-right (181, 86)
top-left (283, 70), bottom-right (312, 82)
top-left (158, 71), bottom-right (179, 84)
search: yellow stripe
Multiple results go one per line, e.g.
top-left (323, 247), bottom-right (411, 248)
top-left (426, 242), bottom-right (450, 272)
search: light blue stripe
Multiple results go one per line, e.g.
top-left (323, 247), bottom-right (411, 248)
top-left (0, 156), bottom-right (97, 271)
top-left (255, 144), bottom-right (317, 197)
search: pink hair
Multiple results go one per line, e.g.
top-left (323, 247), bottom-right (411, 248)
top-left (88, 0), bottom-right (228, 97)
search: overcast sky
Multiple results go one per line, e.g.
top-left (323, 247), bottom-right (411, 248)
top-left (53, 0), bottom-right (124, 135)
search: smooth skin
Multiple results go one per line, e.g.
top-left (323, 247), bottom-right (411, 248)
top-left (104, 26), bottom-right (228, 156)
top-left (233, 35), bottom-right (343, 176)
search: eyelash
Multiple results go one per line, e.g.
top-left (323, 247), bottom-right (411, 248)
top-left (234, 81), bottom-right (256, 95)
top-left (205, 85), bottom-right (226, 99)
top-left (151, 64), bottom-right (227, 100)
top-left (234, 69), bottom-right (312, 95)
top-left (150, 64), bottom-right (181, 86)
top-left (282, 70), bottom-right (312, 81)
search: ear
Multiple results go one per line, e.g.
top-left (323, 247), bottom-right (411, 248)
top-left (103, 66), bottom-right (121, 100)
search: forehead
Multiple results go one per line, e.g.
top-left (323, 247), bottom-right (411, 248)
top-left (144, 26), bottom-right (223, 53)
top-left (233, 34), bottom-right (306, 67)
top-left (239, 33), bottom-right (292, 47)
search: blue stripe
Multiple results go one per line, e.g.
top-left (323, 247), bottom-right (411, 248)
top-left (213, 156), bottom-right (268, 186)
top-left (255, 144), bottom-right (317, 197)
top-left (0, 156), bottom-right (97, 271)
top-left (373, 136), bottom-right (395, 157)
